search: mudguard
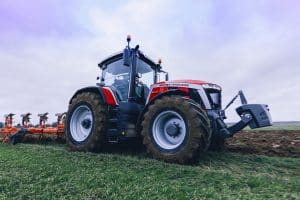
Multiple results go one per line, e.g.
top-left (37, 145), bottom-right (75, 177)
top-left (69, 86), bottom-right (106, 104)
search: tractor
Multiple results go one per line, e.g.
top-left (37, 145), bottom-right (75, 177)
top-left (65, 36), bottom-right (272, 163)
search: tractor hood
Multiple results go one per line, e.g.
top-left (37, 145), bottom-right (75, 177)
top-left (155, 80), bottom-right (222, 90)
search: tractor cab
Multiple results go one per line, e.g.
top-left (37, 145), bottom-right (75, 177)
top-left (98, 37), bottom-right (168, 105)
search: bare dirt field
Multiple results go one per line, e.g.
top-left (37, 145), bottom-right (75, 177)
top-left (226, 130), bottom-right (300, 158)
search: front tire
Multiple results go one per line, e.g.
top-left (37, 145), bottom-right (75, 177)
top-left (65, 92), bottom-right (108, 152)
top-left (141, 96), bottom-right (211, 164)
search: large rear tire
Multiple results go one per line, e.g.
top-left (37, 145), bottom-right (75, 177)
top-left (65, 92), bottom-right (108, 152)
top-left (141, 96), bottom-right (211, 164)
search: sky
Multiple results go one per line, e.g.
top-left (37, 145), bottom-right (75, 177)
top-left (0, 0), bottom-right (299, 124)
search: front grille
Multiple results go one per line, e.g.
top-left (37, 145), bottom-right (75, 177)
top-left (205, 89), bottom-right (221, 109)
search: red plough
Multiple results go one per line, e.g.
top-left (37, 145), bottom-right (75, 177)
top-left (0, 112), bottom-right (66, 144)
top-left (0, 114), bottom-right (19, 143)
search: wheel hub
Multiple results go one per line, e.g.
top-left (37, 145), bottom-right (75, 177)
top-left (166, 122), bottom-right (181, 137)
top-left (152, 110), bottom-right (187, 150)
top-left (81, 119), bottom-right (91, 129)
top-left (70, 105), bottom-right (93, 142)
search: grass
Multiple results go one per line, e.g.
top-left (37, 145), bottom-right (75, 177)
top-left (240, 121), bottom-right (300, 131)
top-left (0, 143), bottom-right (299, 200)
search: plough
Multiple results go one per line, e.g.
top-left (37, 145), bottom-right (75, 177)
top-left (0, 112), bottom-right (66, 144)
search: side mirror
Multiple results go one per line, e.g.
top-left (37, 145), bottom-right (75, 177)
top-left (123, 48), bottom-right (131, 66)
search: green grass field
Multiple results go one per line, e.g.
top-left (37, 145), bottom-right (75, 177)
top-left (0, 143), bottom-right (299, 200)
top-left (234, 121), bottom-right (300, 131)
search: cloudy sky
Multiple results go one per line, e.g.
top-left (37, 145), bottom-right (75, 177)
top-left (0, 0), bottom-right (299, 124)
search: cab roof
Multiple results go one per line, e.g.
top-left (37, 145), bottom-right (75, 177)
top-left (98, 51), bottom-right (161, 71)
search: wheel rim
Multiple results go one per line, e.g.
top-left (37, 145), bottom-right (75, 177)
top-left (152, 110), bottom-right (187, 150)
top-left (70, 105), bottom-right (94, 142)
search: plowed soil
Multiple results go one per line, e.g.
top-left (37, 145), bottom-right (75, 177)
top-left (226, 130), bottom-right (300, 157)
top-left (1, 130), bottom-right (300, 158)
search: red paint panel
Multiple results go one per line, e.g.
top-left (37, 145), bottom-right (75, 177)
top-left (148, 86), bottom-right (169, 102)
top-left (101, 87), bottom-right (118, 106)
top-left (157, 79), bottom-right (208, 85)
top-left (177, 87), bottom-right (189, 93)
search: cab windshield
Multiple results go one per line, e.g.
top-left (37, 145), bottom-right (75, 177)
top-left (102, 58), bottom-right (154, 102)
top-left (102, 59), bottom-right (130, 101)
top-left (136, 58), bottom-right (154, 89)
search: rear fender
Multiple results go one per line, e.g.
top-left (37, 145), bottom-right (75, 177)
top-left (69, 86), bottom-right (118, 106)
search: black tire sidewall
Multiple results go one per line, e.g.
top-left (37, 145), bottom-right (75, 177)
top-left (142, 96), bottom-right (211, 163)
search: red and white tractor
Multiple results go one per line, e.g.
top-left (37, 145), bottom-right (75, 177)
top-left (65, 36), bottom-right (272, 163)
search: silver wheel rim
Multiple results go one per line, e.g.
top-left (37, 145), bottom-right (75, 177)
top-left (152, 110), bottom-right (187, 150)
top-left (70, 105), bottom-right (93, 142)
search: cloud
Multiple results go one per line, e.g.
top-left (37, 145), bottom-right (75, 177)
top-left (0, 0), bottom-right (299, 124)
